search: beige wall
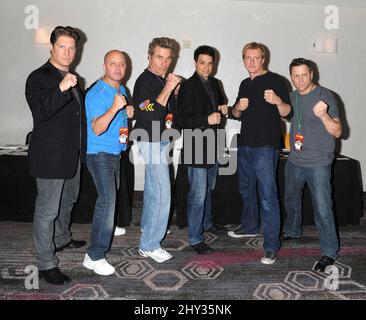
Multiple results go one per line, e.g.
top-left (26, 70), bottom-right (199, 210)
top-left (0, 0), bottom-right (365, 189)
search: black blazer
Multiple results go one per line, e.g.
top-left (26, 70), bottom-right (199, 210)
top-left (176, 72), bottom-right (225, 168)
top-left (25, 60), bottom-right (86, 179)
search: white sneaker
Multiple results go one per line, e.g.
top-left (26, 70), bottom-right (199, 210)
top-left (260, 251), bottom-right (277, 265)
top-left (138, 248), bottom-right (173, 263)
top-left (83, 253), bottom-right (115, 275)
top-left (227, 226), bottom-right (261, 238)
top-left (114, 226), bottom-right (126, 236)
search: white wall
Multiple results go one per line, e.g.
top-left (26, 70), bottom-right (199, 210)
top-left (0, 0), bottom-right (365, 190)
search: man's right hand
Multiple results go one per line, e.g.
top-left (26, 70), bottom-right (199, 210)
top-left (235, 98), bottom-right (249, 112)
top-left (59, 73), bottom-right (77, 92)
top-left (208, 112), bottom-right (221, 125)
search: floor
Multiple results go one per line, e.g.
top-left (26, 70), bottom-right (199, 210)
top-left (0, 203), bottom-right (365, 301)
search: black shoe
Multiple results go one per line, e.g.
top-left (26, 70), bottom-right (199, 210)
top-left (280, 233), bottom-right (300, 241)
top-left (314, 255), bottom-right (335, 273)
top-left (39, 267), bottom-right (71, 285)
top-left (192, 242), bottom-right (214, 255)
top-left (55, 239), bottom-right (87, 252)
top-left (205, 224), bottom-right (227, 235)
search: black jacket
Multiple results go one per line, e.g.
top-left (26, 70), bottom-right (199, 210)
top-left (176, 72), bottom-right (225, 168)
top-left (25, 60), bottom-right (86, 179)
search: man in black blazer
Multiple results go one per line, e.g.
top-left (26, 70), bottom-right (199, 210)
top-left (25, 26), bottom-right (86, 285)
top-left (176, 45), bottom-right (228, 254)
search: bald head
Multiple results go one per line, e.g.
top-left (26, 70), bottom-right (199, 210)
top-left (104, 50), bottom-right (125, 63)
top-left (103, 50), bottom-right (126, 84)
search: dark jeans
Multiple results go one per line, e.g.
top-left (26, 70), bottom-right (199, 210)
top-left (187, 164), bottom-right (218, 246)
top-left (237, 146), bottom-right (281, 253)
top-left (33, 162), bottom-right (80, 270)
top-left (284, 161), bottom-right (339, 259)
top-left (86, 153), bottom-right (120, 260)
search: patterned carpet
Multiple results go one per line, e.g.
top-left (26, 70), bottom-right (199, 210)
top-left (1, 206), bottom-right (366, 301)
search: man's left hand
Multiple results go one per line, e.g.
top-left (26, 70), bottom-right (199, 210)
top-left (313, 101), bottom-right (328, 119)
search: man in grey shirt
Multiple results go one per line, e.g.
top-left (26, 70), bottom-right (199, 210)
top-left (282, 58), bottom-right (342, 273)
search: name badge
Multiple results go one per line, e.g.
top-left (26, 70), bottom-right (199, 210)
top-left (165, 113), bottom-right (173, 129)
top-left (294, 133), bottom-right (304, 150)
top-left (119, 127), bottom-right (128, 144)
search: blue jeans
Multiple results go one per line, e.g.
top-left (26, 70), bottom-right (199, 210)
top-left (284, 161), bottom-right (339, 259)
top-left (187, 164), bottom-right (218, 246)
top-left (86, 153), bottom-right (120, 260)
top-left (237, 146), bottom-right (281, 253)
top-left (138, 141), bottom-right (171, 252)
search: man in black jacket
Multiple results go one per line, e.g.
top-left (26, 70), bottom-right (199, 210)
top-left (176, 45), bottom-right (228, 254)
top-left (25, 26), bottom-right (86, 285)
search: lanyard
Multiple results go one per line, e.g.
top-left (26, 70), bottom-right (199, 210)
top-left (294, 92), bottom-right (305, 133)
top-left (294, 85), bottom-right (317, 133)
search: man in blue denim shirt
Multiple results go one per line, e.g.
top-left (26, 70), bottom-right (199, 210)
top-left (84, 50), bottom-right (134, 275)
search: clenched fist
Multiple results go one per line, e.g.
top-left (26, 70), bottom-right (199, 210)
top-left (264, 89), bottom-right (281, 105)
top-left (313, 100), bottom-right (328, 119)
top-left (112, 94), bottom-right (127, 113)
top-left (208, 112), bottom-right (221, 125)
top-left (59, 73), bottom-right (77, 92)
top-left (235, 98), bottom-right (249, 111)
top-left (165, 73), bottom-right (181, 92)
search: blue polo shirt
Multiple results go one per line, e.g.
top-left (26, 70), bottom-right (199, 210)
top-left (85, 79), bottom-right (128, 155)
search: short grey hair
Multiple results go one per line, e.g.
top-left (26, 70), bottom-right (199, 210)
top-left (148, 37), bottom-right (174, 56)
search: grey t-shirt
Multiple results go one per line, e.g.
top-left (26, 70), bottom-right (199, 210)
top-left (288, 86), bottom-right (339, 167)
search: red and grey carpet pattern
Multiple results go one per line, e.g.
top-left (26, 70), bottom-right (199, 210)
top-left (1, 218), bottom-right (366, 300)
